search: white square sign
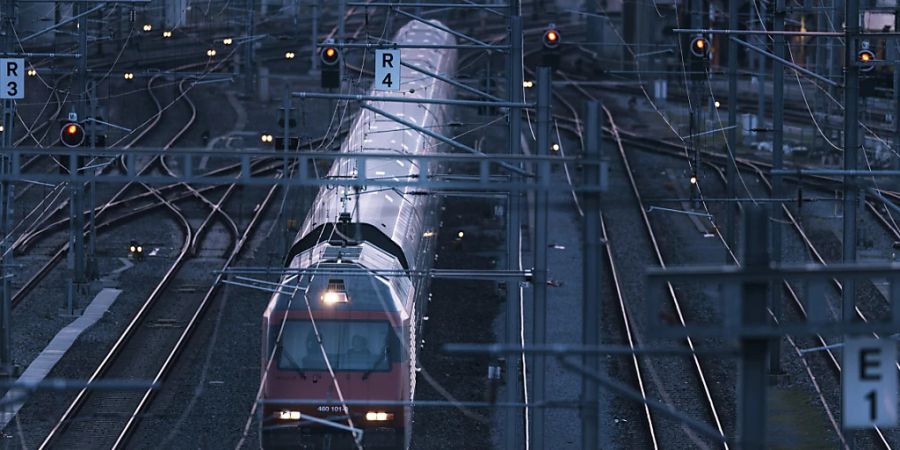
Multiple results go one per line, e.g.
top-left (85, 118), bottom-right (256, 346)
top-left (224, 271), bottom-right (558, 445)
top-left (843, 337), bottom-right (898, 429)
top-left (374, 49), bottom-right (400, 92)
top-left (0, 59), bottom-right (24, 99)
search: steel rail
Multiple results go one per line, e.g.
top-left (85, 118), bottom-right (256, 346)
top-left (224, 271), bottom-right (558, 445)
top-left (545, 65), bottom-right (730, 446)
top-left (605, 121), bottom-right (887, 449)
top-left (38, 70), bottom-right (203, 450)
top-left (113, 173), bottom-right (282, 448)
top-left (599, 214), bottom-right (660, 448)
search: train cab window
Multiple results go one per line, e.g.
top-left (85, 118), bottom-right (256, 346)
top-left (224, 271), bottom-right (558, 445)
top-left (279, 320), bottom-right (394, 372)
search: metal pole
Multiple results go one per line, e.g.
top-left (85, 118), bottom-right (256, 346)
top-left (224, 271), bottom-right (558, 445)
top-left (584, 0), bottom-right (601, 45)
top-left (338, 0), bottom-right (345, 86)
top-left (726, 0), bottom-right (737, 257)
top-left (738, 205), bottom-right (769, 450)
top-left (843, 0), bottom-right (859, 325)
top-left (815, 0), bottom-right (827, 154)
top-left (690, 0), bottom-right (703, 191)
top-left (66, 0), bottom-right (89, 315)
top-left (894, 9), bottom-right (900, 170)
top-left (309, 0), bottom-right (319, 74)
top-left (504, 10), bottom-right (522, 450)
top-left (244, 0), bottom-right (255, 95)
top-left (842, 0), bottom-right (860, 442)
top-left (756, 0), bottom-right (766, 131)
top-left (532, 65), bottom-right (551, 450)
top-left (0, 0), bottom-right (14, 374)
top-left (280, 91), bottom-right (292, 255)
top-left (770, 0), bottom-right (785, 376)
top-left (86, 81), bottom-right (97, 280)
top-left (581, 100), bottom-right (602, 449)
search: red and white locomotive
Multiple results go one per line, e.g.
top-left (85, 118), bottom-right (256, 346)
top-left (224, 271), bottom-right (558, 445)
top-left (261, 20), bottom-right (457, 450)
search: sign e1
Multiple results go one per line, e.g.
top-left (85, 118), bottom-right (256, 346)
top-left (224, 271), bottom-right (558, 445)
top-left (842, 337), bottom-right (898, 429)
top-left (374, 49), bottom-right (400, 92)
top-left (0, 59), bottom-right (24, 99)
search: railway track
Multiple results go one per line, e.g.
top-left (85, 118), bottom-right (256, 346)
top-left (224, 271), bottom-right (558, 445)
top-left (536, 66), bottom-right (733, 447)
top-left (36, 69), bottom-right (232, 449)
top-left (17, 3), bottom-right (377, 447)
top-left (564, 76), bottom-right (897, 447)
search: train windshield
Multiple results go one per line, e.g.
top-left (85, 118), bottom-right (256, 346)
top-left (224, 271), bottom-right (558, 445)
top-left (279, 320), bottom-right (393, 372)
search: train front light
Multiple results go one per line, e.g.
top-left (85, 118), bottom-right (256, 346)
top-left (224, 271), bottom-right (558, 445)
top-left (322, 291), bottom-right (348, 305)
top-left (322, 279), bottom-right (349, 305)
top-left (278, 410), bottom-right (301, 420)
top-left (365, 411), bottom-right (394, 421)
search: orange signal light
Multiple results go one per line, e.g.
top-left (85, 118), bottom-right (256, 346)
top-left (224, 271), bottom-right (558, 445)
top-left (67, 125), bottom-right (78, 134)
top-left (542, 27), bottom-right (561, 49)
top-left (690, 36), bottom-right (710, 58)
top-left (321, 46), bottom-right (340, 66)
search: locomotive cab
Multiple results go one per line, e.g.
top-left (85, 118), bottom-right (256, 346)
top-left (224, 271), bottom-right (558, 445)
top-left (261, 240), bottom-right (415, 450)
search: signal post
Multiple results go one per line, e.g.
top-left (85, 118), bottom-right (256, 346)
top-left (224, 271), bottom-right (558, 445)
top-left (61, 118), bottom-right (87, 316)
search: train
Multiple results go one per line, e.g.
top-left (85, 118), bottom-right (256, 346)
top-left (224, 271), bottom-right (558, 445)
top-left (260, 20), bottom-right (457, 450)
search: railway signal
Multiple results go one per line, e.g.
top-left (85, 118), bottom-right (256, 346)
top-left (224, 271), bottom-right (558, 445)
top-left (858, 41), bottom-right (875, 72)
top-left (320, 41), bottom-right (341, 89)
top-left (541, 24), bottom-right (561, 69)
top-left (690, 35), bottom-right (710, 58)
top-left (60, 122), bottom-right (85, 148)
top-left (542, 26), bottom-right (560, 49)
top-left (129, 240), bottom-right (144, 261)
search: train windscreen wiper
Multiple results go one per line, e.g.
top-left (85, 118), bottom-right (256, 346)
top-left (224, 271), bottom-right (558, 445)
top-left (279, 344), bottom-right (307, 379)
top-left (362, 348), bottom-right (389, 380)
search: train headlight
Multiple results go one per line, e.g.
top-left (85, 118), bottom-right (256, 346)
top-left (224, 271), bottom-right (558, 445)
top-left (278, 410), bottom-right (301, 420)
top-left (322, 291), bottom-right (348, 305)
top-left (322, 279), bottom-right (349, 305)
top-left (365, 411), bottom-right (394, 421)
